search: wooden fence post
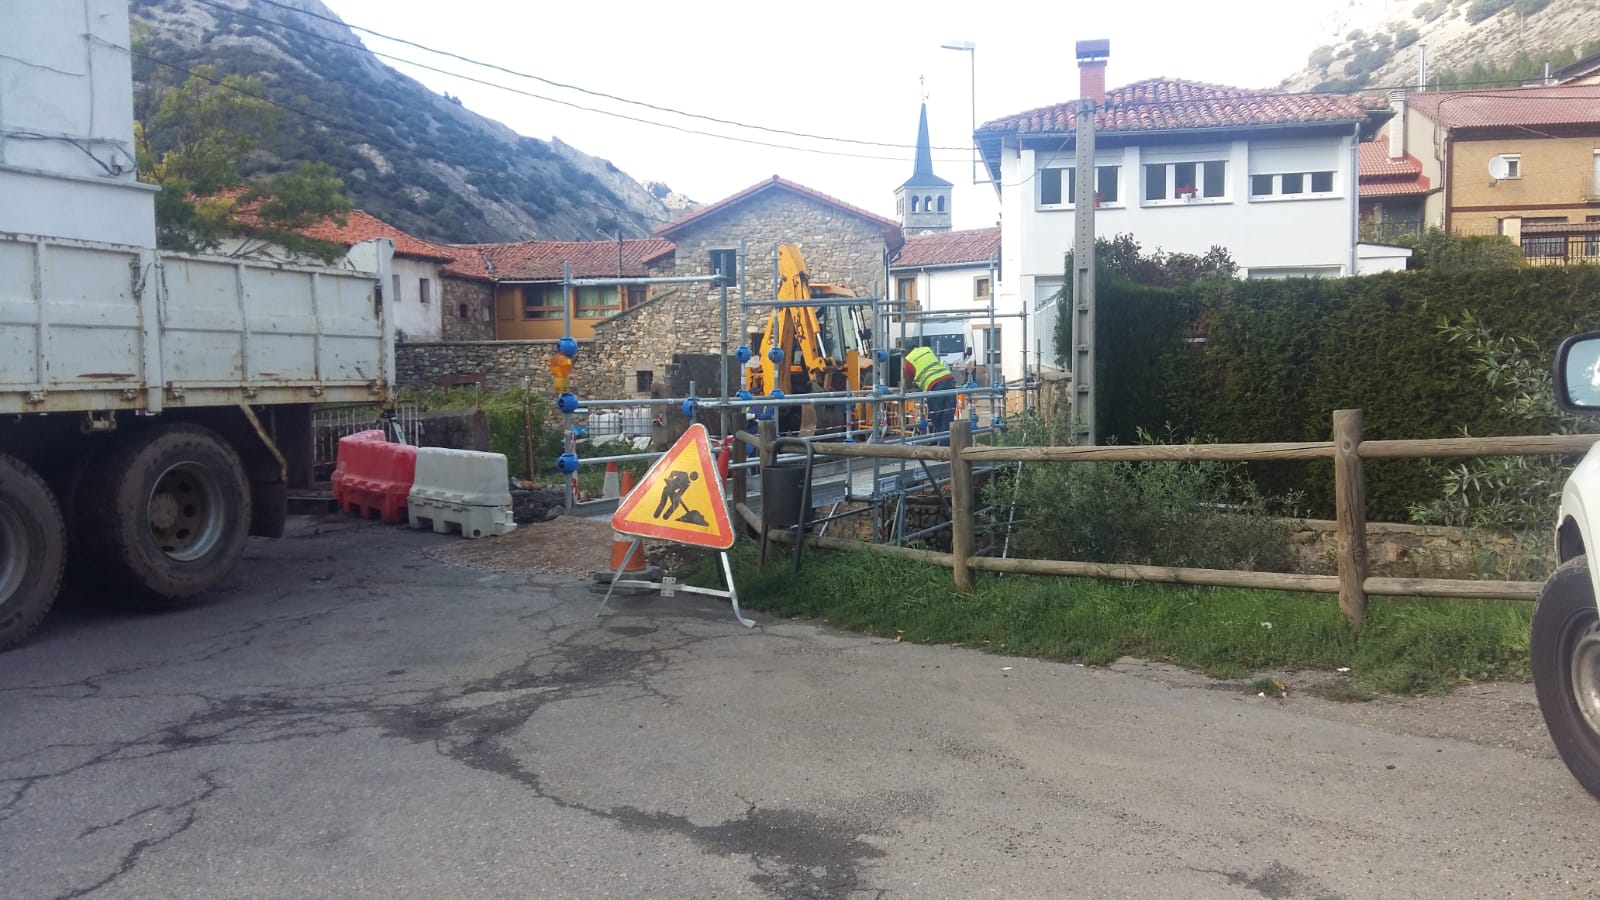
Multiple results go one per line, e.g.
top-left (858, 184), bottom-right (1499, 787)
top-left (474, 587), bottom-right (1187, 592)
top-left (1332, 408), bottom-right (1369, 629)
top-left (949, 419), bottom-right (975, 592)
top-left (757, 418), bottom-right (778, 567)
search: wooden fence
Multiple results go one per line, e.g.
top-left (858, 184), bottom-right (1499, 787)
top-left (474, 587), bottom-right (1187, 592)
top-left (731, 410), bottom-right (1600, 629)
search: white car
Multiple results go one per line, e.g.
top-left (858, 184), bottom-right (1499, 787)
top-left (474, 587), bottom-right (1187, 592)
top-left (1532, 331), bottom-right (1600, 796)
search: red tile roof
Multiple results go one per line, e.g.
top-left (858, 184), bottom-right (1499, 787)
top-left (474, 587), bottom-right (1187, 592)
top-left (460, 239), bottom-right (676, 281)
top-left (655, 176), bottom-right (903, 249)
top-left (297, 210), bottom-right (457, 262)
top-left (892, 227), bottom-right (1001, 269)
top-left (436, 244), bottom-right (494, 282)
top-left (1357, 137), bottom-right (1431, 199)
top-left (1407, 84), bottom-right (1600, 128)
top-left (1357, 138), bottom-right (1422, 177)
top-left (977, 78), bottom-right (1384, 137)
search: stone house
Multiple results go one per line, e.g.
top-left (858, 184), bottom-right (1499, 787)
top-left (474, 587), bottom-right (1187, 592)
top-left (398, 176), bottom-right (905, 405)
top-left (568, 175), bottom-right (905, 403)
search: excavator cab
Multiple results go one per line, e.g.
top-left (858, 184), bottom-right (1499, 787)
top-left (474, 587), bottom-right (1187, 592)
top-left (745, 245), bottom-right (875, 435)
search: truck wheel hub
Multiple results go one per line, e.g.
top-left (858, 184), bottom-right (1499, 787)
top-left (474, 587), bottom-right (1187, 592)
top-left (146, 462), bottom-right (224, 561)
top-left (1572, 627), bottom-right (1600, 734)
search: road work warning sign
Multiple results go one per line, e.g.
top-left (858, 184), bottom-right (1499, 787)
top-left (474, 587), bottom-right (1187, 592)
top-left (611, 423), bottom-right (735, 549)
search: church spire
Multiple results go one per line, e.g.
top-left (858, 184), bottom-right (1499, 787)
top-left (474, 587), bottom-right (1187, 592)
top-left (895, 101), bottom-right (953, 234)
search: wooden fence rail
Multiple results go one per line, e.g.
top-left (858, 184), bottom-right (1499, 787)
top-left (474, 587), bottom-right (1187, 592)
top-left (745, 410), bottom-right (1600, 628)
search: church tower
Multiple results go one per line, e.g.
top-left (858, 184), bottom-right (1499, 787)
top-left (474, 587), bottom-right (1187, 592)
top-left (895, 102), bottom-right (953, 234)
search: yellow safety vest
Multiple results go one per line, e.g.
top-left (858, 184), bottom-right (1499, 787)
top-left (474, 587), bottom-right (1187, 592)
top-left (905, 346), bottom-right (953, 392)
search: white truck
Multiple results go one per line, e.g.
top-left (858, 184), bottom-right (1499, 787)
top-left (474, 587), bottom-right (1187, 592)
top-left (0, 0), bottom-right (393, 650)
top-left (1533, 332), bottom-right (1600, 796)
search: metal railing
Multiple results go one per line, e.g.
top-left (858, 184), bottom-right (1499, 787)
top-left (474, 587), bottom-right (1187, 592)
top-left (1523, 234), bottom-right (1600, 266)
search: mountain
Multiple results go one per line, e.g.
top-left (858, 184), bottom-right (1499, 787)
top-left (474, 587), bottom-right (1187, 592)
top-left (1281, 0), bottom-right (1600, 93)
top-left (130, 0), bottom-right (677, 243)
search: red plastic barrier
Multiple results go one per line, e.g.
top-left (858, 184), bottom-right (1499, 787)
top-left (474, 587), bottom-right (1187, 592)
top-left (332, 430), bottom-right (418, 524)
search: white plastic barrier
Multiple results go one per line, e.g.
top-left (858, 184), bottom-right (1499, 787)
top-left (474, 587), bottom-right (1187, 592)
top-left (407, 447), bottom-right (516, 539)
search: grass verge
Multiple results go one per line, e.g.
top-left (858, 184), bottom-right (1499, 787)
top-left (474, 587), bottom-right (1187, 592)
top-left (687, 543), bottom-right (1533, 696)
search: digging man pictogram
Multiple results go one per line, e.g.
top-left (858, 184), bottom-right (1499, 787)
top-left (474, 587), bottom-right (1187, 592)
top-left (653, 469), bottom-right (708, 526)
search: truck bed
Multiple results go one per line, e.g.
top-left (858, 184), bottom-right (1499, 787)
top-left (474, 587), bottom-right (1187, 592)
top-left (0, 233), bottom-right (394, 415)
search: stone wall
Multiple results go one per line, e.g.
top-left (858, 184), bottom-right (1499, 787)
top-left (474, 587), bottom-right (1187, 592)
top-left (601, 189), bottom-right (894, 376)
top-left (397, 339), bottom-right (605, 397)
top-left (440, 277), bottom-right (495, 342)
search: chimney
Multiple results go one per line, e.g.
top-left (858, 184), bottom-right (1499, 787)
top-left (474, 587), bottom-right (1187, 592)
top-left (1076, 39), bottom-right (1110, 105)
top-left (1387, 89), bottom-right (1406, 161)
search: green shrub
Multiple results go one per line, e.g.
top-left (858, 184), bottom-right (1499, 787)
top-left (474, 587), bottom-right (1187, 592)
top-left (992, 416), bottom-right (1303, 572)
top-left (1465, 0), bottom-right (1514, 23)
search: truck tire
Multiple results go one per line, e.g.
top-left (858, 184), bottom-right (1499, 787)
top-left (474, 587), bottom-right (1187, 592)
top-left (1532, 555), bottom-right (1600, 797)
top-left (78, 425), bottom-right (252, 605)
top-left (0, 454), bottom-right (66, 651)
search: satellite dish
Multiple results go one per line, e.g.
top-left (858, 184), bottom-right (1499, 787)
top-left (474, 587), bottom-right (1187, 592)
top-left (1488, 156), bottom-right (1512, 180)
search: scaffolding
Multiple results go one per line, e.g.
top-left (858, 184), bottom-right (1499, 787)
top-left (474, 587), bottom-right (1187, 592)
top-left (544, 244), bottom-right (1041, 554)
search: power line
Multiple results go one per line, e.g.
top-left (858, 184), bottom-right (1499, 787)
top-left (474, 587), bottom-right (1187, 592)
top-left (184, 0), bottom-right (970, 159)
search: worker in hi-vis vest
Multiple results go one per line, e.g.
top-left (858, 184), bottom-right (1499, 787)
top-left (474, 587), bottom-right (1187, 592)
top-left (903, 345), bottom-right (958, 441)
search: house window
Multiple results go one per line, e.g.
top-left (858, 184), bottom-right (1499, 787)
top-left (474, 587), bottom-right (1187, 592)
top-left (1592, 151), bottom-right (1600, 196)
top-left (911, 196), bottom-right (921, 213)
top-left (575, 285), bottom-right (619, 318)
top-left (1039, 165), bottom-right (1120, 208)
top-left (1250, 171), bottom-right (1336, 198)
top-left (521, 285), bottom-right (562, 319)
top-left (973, 275), bottom-right (992, 302)
top-left (457, 303), bottom-right (469, 321)
top-left (1144, 160), bottom-right (1227, 202)
top-left (709, 249), bottom-right (738, 283)
top-left (635, 370), bottom-right (654, 393)
top-left (936, 195), bottom-right (946, 213)
top-left (626, 285), bottom-right (649, 309)
top-left (419, 277), bottom-right (432, 304)
top-left (1500, 154), bottom-right (1522, 179)
top-left (896, 276), bottom-right (918, 311)
top-left (392, 274), bottom-right (402, 303)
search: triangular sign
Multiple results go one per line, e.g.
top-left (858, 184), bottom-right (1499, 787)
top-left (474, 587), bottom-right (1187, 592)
top-left (611, 423), bottom-right (735, 550)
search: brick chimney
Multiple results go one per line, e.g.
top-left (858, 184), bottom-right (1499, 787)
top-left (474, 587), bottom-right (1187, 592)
top-left (1076, 39), bottom-right (1110, 104)
top-left (1387, 89), bottom-right (1407, 161)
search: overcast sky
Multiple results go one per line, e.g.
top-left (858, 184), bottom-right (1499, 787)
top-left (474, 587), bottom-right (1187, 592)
top-left (317, 0), bottom-right (1393, 232)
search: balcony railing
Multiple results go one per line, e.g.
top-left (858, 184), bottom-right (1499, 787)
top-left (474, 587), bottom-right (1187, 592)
top-left (1522, 233), bottom-right (1600, 266)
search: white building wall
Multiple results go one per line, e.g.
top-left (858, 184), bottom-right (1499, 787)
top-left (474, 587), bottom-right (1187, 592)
top-left (385, 256), bottom-right (444, 341)
top-left (891, 263), bottom-right (1025, 385)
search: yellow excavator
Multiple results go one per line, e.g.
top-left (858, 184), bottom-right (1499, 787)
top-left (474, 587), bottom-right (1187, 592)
top-left (744, 245), bottom-right (874, 434)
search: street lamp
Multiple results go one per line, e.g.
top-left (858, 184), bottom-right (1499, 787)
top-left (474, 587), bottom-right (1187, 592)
top-left (940, 39), bottom-right (981, 185)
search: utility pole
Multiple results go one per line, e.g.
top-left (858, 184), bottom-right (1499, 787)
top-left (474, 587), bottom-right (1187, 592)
top-left (1072, 39), bottom-right (1108, 445)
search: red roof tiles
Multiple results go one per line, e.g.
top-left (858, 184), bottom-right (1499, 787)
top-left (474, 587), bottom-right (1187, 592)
top-left (1407, 84), bottom-right (1600, 129)
top-left (892, 227), bottom-right (1001, 269)
top-left (460, 239), bottom-right (676, 281)
top-left (1357, 137), bottom-right (1431, 199)
top-left (977, 78), bottom-right (1383, 137)
top-left (297, 210), bottom-right (457, 262)
top-left (655, 176), bottom-right (902, 249)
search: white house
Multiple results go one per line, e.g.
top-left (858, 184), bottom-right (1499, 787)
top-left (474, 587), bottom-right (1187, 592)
top-left (975, 49), bottom-right (1391, 368)
top-left (890, 228), bottom-right (1025, 383)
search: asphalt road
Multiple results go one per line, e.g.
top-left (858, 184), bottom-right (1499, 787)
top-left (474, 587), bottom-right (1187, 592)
top-left (4, 517), bottom-right (1600, 899)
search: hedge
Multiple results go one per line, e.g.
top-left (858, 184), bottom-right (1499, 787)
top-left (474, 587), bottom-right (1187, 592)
top-left (1066, 266), bottom-right (1600, 520)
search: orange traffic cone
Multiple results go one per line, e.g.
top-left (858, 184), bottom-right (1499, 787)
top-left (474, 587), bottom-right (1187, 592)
top-left (602, 461), bottom-right (621, 499)
top-left (609, 532), bottom-right (648, 574)
top-left (619, 469), bottom-right (637, 496)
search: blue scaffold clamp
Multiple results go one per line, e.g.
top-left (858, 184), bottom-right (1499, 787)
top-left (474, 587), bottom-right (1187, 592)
top-left (556, 336), bottom-right (579, 358)
top-left (681, 397), bottom-right (698, 418)
top-left (768, 347), bottom-right (785, 363)
top-left (557, 391), bottom-right (580, 414)
top-left (735, 345), bottom-right (753, 364)
top-left (556, 452), bottom-right (580, 474)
